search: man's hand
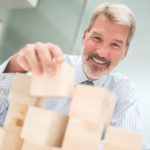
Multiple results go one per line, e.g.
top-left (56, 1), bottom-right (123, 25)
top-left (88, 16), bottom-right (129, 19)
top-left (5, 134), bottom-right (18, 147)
top-left (4, 42), bottom-right (64, 75)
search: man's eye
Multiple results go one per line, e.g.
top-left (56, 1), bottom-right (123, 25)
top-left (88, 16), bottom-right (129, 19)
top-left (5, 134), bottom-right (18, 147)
top-left (112, 43), bottom-right (120, 48)
top-left (92, 37), bottom-right (101, 42)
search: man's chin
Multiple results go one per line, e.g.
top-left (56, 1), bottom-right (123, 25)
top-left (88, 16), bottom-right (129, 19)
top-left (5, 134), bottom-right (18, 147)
top-left (85, 69), bottom-right (110, 80)
top-left (83, 63), bottom-right (110, 80)
top-left (86, 72), bottom-right (104, 80)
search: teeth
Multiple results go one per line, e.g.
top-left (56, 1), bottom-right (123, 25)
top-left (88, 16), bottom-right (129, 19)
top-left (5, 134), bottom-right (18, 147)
top-left (93, 57), bottom-right (106, 64)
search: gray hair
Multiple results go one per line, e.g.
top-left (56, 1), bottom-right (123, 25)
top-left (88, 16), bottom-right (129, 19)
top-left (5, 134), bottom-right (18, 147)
top-left (87, 3), bottom-right (136, 47)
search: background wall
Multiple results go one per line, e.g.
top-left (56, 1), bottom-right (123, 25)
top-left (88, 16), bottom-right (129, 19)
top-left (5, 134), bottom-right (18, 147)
top-left (0, 0), bottom-right (86, 61)
top-left (0, 0), bottom-right (150, 145)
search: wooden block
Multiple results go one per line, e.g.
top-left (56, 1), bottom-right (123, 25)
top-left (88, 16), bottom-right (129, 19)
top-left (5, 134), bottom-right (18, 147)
top-left (51, 148), bottom-right (61, 150)
top-left (33, 97), bottom-right (50, 108)
top-left (103, 126), bottom-right (143, 150)
top-left (30, 62), bottom-right (75, 97)
top-left (21, 106), bottom-right (68, 147)
top-left (69, 85), bottom-right (116, 124)
top-left (22, 140), bottom-right (54, 150)
top-left (103, 142), bottom-right (128, 150)
top-left (8, 73), bottom-right (37, 105)
top-left (5, 102), bottom-right (28, 122)
top-left (22, 140), bottom-right (62, 150)
top-left (62, 117), bottom-right (104, 150)
top-left (4, 102), bottom-right (28, 133)
top-left (0, 127), bottom-right (23, 150)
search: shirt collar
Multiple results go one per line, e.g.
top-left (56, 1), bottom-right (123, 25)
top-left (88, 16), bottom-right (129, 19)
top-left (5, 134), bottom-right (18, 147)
top-left (75, 57), bottom-right (88, 84)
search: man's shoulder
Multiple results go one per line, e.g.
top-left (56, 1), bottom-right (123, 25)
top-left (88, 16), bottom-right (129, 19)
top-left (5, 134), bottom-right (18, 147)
top-left (108, 70), bottom-right (135, 90)
top-left (109, 70), bottom-right (129, 82)
top-left (106, 71), bottom-right (137, 101)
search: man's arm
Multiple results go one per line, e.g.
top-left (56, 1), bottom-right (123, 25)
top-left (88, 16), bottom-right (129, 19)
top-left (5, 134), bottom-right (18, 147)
top-left (4, 54), bottom-right (26, 73)
top-left (3, 42), bottom-right (64, 74)
top-left (0, 73), bottom-right (15, 126)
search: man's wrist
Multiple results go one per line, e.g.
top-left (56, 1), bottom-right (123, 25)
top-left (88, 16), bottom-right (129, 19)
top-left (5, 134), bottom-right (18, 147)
top-left (4, 56), bottom-right (26, 73)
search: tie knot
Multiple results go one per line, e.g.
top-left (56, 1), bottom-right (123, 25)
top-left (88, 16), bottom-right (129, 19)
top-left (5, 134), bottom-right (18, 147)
top-left (80, 80), bottom-right (94, 85)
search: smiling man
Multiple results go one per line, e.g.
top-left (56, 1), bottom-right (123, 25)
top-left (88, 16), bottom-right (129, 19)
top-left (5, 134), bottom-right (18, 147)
top-left (0, 2), bottom-right (149, 150)
top-left (82, 13), bottom-right (130, 79)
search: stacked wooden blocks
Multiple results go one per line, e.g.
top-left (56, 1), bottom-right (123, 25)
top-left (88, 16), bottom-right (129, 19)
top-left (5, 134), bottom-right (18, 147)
top-left (0, 62), bottom-right (143, 150)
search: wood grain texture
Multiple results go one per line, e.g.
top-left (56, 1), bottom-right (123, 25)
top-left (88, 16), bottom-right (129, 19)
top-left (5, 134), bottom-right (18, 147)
top-left (21, 106), bottom-right (68, 147)
top-left (30, 63), bottom-right (75, 97)
top-left (8, 73), bottom-right (37, 105)
top-left (69, 85), bottom-right (116, 124)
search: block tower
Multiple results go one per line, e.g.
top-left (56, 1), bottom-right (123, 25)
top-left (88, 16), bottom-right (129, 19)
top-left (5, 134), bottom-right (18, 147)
top-left (0, 62), bottom-right (143, 150)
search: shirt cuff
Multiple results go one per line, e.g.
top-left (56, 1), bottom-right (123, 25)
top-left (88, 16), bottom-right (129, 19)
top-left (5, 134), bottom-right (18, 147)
top-left (0, 57), bottom-right (11, 73)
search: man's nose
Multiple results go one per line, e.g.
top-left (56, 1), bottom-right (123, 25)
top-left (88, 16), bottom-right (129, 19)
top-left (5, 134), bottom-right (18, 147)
top-left (95, 46), bottom-right (108, 58)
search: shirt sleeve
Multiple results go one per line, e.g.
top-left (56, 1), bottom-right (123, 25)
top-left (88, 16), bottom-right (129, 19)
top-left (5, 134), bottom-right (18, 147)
top-left (0, 57), bottom-right (11, 73)
top-left (0, 73), bottom-right (15, 126)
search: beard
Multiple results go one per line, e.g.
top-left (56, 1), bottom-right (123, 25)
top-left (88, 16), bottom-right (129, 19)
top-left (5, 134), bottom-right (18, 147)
top-left (82, 51), bottom-right (111, 80)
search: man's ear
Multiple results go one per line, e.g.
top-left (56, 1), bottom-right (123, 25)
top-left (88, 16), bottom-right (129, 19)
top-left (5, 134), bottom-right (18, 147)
top-left (122, 47), bottom-right (128, 60)
top-left (82, 30), bottom-right (88, 44)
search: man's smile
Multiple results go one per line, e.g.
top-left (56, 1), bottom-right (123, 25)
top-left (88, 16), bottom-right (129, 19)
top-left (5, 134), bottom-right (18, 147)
top-left (87, 52), bottom-right (111, 67)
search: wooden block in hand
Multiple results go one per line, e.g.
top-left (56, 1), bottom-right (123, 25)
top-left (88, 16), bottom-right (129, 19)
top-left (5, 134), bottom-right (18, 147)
top-left (21, 106), bottom-right (68, 147)
top-left (62, 117), bottom-right (104, 150)
top-left (69, 85), bottom-right (116, 124)
top-left (30, 62), bottom-right (75, 97)
top-left (103, 126), bottom-right (143, 150)
top-left (22, 140), bottom-right (56, 150)
top-left (51, 148), bottom-right (61, 150)
top-left (4, 102), bottom-right (28, 133)
top-left (8, 73), bottom-right (37, 105)
top-left (0, 127), bottom-right (23, 150)
top-left (22, 140), bottom-right (62, 150)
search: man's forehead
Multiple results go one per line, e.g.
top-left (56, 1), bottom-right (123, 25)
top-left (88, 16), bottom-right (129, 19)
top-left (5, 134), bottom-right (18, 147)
top-left (88, 30), bottom-right (126, 45)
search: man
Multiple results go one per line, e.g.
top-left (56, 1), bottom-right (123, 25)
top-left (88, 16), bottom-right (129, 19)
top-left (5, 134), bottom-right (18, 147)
top-left (0, 3), bottom-right (149, 149)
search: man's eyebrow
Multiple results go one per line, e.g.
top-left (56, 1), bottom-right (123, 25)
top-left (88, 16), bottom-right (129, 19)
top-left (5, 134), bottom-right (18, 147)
top-left (113, 39), bottom-right (123, 44)
top-left (91, 31), bottom-right (102, 36)
top-left (91, 31), bottom-right (124, 45)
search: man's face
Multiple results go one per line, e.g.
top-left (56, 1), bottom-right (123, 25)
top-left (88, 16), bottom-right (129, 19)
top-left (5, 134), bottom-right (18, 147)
top-left (82, 14), bottom-right (130, 80)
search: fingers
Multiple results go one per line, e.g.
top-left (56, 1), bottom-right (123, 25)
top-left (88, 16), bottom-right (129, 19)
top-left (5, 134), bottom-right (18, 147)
top-left (35, 42), bottom-right (56, 75)
top-left (16, 42), bottom-right (64, 75)
top-left (47, 43), bottom-right (64, 63)
top-left (16, 50), bottom-right (31, 71)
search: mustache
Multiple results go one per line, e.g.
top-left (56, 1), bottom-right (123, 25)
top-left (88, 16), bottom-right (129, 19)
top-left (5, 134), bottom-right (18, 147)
top-left (87, 52), bottom-right (111, 64)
